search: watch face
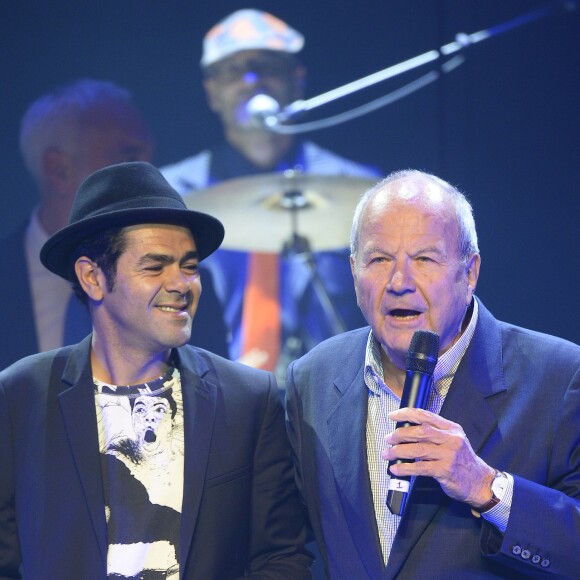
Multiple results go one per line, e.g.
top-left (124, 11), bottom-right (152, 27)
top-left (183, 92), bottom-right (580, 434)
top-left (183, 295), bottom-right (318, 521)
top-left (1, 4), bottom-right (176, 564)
top-left (491, 472), bottom-right (508, 500)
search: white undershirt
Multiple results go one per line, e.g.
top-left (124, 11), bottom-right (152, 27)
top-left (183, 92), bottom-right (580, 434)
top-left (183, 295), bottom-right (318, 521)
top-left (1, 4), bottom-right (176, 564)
top-left (24, 208), bottom-right (73, 352)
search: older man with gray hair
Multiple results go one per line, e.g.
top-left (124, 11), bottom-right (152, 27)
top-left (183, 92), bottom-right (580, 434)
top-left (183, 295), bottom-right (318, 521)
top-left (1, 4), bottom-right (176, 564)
top-left (1, 78), bottom-right (228, 370)
top-left (0, 79), bottom-right (153, 368)
top-left (286, 169), bottom-right (580, 578)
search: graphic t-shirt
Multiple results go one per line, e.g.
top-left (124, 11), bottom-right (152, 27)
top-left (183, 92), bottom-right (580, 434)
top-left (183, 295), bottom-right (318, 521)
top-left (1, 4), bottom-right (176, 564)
top-left (94, 367), bottom-right (184, 578)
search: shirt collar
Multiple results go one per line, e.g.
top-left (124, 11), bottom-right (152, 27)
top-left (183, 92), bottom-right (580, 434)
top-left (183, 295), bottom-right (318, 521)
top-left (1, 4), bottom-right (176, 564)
top-left (432, 298), bottom-right (478, 386)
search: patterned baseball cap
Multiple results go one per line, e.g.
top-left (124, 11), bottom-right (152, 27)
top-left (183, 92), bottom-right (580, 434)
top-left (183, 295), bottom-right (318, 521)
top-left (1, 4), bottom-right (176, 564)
top-left (201, 9), bottom-right (304, 67)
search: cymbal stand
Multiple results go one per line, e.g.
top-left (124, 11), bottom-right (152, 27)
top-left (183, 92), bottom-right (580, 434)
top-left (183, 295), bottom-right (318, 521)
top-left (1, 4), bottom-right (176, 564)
top-left (280, 181), bottom-right (348, 338)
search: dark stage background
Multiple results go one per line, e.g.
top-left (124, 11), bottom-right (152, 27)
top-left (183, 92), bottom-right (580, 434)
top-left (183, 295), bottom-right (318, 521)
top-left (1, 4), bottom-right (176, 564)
top-left (2, 0), bottom-right (579, 344)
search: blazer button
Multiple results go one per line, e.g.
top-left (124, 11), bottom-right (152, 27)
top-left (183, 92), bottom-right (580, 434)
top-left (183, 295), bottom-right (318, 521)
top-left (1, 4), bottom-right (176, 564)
top-left (541, 558), bottom-right (551, 568)
top-left (521, 549), bottom-right (531, 560)
top-left (512, 545), bottom-right (522, 555)
top-left (531, 554), bottom-right (541, 565)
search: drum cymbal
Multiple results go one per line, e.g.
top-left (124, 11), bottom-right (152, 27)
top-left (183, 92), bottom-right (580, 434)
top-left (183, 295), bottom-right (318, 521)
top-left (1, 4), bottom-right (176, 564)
top-left (182, 171), bottom-right (377, 252)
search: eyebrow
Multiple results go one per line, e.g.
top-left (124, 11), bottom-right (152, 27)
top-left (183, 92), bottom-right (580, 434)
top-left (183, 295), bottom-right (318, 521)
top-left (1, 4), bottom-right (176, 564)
top-left (363, 245), bottom-right (389, 256)
top-left (410, 245), bottom-right (446, 257)
top-left (362, 245), bottom-right (446, 258)
top-left (136, 250), bottom-right (199, 266)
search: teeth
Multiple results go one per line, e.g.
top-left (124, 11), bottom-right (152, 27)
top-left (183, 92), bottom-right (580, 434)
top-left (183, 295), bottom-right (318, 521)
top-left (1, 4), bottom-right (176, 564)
top-left (391, 310), bottom-right (419, 318)
top-left (158, 306), bottom-right (182, 312)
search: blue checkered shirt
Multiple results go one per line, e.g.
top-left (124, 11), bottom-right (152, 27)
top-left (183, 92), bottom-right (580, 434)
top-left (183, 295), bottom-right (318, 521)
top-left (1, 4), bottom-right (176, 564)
top-left (364, 299), bottom-right (513, 565)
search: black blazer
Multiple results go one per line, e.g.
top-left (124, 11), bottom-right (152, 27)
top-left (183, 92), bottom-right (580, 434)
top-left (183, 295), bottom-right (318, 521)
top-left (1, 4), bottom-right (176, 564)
top-left (0, 338), bottom-right (312, 578)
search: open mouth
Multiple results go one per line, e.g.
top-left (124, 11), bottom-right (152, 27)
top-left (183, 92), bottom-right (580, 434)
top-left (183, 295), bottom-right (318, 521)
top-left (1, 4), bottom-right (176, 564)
top-left (144, 428), bottom-right (157, 443)
top-left (388, 309), bottom-right (421, 319)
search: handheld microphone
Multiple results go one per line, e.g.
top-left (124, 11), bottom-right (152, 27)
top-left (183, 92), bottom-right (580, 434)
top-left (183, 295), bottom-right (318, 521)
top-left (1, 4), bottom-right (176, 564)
top-left (386, 329), bottom-right (440, 516)
top-left (246, 94), bottom-right (281, 127)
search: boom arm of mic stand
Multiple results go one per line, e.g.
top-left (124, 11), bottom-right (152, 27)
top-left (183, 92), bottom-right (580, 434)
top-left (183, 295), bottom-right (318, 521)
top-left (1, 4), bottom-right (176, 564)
top-left (266, 68), bottom-right (445, 135)
top-left (272, 0), bottom-right (576, 126)
top-left (279, 50), bottom-right (440, 122)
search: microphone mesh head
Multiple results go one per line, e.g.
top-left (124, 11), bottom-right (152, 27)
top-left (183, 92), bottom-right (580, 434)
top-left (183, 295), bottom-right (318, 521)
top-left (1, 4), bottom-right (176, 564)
top-left (246, 94), bottom-right (280, 117)
top-left (406, 330), bottom-right (440, 374)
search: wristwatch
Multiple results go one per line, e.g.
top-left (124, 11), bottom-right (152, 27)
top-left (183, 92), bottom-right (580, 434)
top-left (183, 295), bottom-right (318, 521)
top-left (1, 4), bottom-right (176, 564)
top-left (472, 470), bottom-right (508, 516)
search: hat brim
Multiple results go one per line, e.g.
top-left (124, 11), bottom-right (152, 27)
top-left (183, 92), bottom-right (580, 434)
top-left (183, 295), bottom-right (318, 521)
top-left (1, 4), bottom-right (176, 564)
top-left (40, 206), bottom-right (225, 281)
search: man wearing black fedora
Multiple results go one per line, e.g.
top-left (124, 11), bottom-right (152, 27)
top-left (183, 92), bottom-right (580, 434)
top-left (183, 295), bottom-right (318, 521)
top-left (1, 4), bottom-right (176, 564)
top-left (0, 161), bottom-right (312, 578)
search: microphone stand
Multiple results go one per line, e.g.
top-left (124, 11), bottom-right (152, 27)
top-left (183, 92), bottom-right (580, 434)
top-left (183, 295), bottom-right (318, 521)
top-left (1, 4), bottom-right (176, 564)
top-left (262, 0), bottom-right (576, 133)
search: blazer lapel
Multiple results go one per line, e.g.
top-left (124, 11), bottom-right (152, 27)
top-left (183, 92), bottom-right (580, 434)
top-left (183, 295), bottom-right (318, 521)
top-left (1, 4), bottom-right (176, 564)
top-left (386, 301), bottom-right (506, 578)
top-left (328, 361), bottom-right (387, 579)
top-left (57, 336), bottom-right (107, 566)
top-left (174, 348), bottom-right (218, 568)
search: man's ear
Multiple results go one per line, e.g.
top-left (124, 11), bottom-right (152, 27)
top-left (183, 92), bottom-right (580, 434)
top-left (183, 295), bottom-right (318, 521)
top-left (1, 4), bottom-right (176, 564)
top-left (465, 253), bottom-right (481, 305)
top-left (350, 255), bottom-right (361, 307)
top-left (350, 255), bottom-right (357, 280)
top-left (74, 257), bottom-right (105, 302)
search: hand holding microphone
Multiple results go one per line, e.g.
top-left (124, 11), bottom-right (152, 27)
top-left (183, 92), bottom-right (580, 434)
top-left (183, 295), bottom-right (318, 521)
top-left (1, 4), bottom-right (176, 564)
top-left (385, 330), bottom-right (439, 516)
top-left (384, 331), bottom-right (498, 516)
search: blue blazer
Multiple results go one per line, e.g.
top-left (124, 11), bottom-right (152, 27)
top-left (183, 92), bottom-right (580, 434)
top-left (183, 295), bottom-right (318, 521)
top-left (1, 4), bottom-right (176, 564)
top-left (0, 338), bottom-right (312, 578)
top-left (286, 299), bottom-right (580, 578)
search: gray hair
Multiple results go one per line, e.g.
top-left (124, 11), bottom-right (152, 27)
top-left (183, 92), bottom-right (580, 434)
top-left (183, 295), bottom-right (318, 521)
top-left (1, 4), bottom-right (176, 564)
top-left (19, 78), bottom-right (135, 181)
top-left (350, 169), bottom-right (479, 263)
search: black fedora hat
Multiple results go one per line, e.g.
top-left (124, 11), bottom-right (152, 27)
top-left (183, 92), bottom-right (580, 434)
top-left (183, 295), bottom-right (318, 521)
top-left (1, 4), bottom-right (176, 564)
top-left (40, 161), bottom-right (225, 280)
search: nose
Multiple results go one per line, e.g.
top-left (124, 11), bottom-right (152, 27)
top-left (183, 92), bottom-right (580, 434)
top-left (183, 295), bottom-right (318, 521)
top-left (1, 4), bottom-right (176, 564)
top-left (242, 71), bottom-right (261, 86)
top-left (386, 259), bottom-right (415, 295)
top-left (241, 71), bottom-right (269, 92)
top-left (165, 266), bottom-right (193, 295)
